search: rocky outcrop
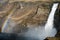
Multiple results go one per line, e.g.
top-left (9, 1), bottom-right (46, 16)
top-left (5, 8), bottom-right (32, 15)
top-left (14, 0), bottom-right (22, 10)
top-left (0, 1), bottom-right (60, 40)
top-left (0, 2), bottom-right (51, 33)
top-left (9, 0), bottom-right (60, 3)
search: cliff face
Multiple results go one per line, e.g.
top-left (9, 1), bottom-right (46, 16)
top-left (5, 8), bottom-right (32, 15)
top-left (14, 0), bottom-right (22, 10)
top-left (0, 0), bottom-right (60, 40)
top-left (0, 2), bottom-right (51, 33)
top-left (0, 0), bottom-right (60, 3)
top-left (0, 0), bottom-right (60, 33)
top-left (9, 0), bottom-right (60, 3)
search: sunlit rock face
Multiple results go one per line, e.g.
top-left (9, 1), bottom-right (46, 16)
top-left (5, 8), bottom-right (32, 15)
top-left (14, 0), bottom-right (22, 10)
top-left (0, 1), bottom-right (59, 40)
top-left (0, 0), bottom-right (8, 11)
top-left (1, 2), bottom-right (51, 33)
top-left (9, 0), bottom-right (60, 3)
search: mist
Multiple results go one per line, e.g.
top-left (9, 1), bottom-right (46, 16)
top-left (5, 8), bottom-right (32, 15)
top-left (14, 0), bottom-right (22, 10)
top-left (1, 3), bottom-right (59, 40)
top-left (23, 3), bottom-right (59, 40)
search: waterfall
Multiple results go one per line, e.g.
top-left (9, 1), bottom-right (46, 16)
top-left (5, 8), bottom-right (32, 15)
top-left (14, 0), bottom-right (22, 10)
top-left (1, 3), bottom-right (59, 40)
top-left (45, 3), bottom-right (58, 37)
top-left (24, 3), bottom-right (59, 40)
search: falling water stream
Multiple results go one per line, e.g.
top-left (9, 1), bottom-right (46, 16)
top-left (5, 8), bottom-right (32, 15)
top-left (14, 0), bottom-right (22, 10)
top-left (45, 3), bottom-right (59, 37)
top-left (1, 3), bottom-right (59, 40)
top-left (24, 3), bottom-right (59, 40)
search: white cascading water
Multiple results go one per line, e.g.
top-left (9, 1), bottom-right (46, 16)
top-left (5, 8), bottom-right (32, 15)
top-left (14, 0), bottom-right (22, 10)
top-left (24, 3), bottom-right (59, 40)
top-left (1, 3), bottom-right (59, 40)
top-left (45, 3), bottom-right (58, 37)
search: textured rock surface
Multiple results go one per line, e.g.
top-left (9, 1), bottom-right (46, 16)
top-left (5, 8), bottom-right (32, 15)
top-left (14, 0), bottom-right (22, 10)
top-left (0, 2), bottom-right (51, 33)
top-left (0, 1), bottom-right (60, 40)
top-left (9, 0), bottom-right (60, 3)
